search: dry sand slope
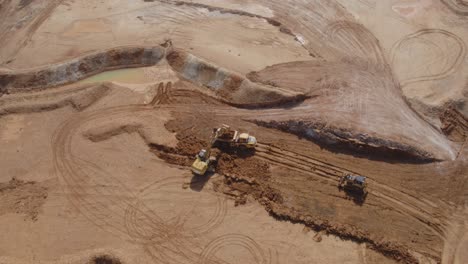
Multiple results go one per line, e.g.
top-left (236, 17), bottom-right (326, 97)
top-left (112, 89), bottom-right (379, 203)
top-left (0, 0), bottom-right (467, 264)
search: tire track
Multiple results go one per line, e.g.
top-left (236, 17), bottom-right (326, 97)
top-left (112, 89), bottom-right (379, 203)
top-left (442, 206), bottom-right (468, 264)
top-left (151, 0), bottom-right (306, 48)
top-left (130, 176), bottom-right (227, 238)
top-left (255, 142), bottom-right (447, 237)
top-left (2, 0), bottom-right (64, 64)
top-left (324, 20), bottom-right (387, 68)
top-left (198, 234), bottom-right (271, 264)
top-left (391, 29), bottom-right (466, 87)
top-left (52, 104), bottom-right (229, 263)
top-left (441, 0), bottom-right (468, 16)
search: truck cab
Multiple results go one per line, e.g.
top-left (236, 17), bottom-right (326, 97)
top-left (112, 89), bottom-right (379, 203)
top-left (238, 133), bottom-right (257, 148)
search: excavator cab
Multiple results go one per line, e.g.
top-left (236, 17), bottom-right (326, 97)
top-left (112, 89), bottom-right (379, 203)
top-left (191, 149), bottom-right (216, 176)
top-left (197, 149), bottom-right (208, 160)
top-left (191, 149), bottom-right (209, 175)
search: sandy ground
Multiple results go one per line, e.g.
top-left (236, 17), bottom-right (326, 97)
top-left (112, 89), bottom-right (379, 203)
top-left (0, 86), bottom-right (394, 264)
top-left (0, 0), bottom-right (467, 264)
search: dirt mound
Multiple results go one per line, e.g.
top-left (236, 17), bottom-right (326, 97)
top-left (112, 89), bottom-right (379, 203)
top-left (148, 125), bottom-right (275, 205)
top-left (0, 177), bottom-right (48, 221)
top-left (253, 119), bottom-right (435, 162)
top-left (217, 152), bottom-right (269, 180)
top-left (214, 151), bottom-right (275, 206)
top-left (161, 80), bottom-right (225, 105)
top-left (248, 59), bottom-right (456, 161)
top-left (166, 49), bottom-right (307, 107)
top-left (0, 46), bottom-right (166, 92)
top-left (158, 133), bottom-right (420, 263)
top-left (149, 132), bottom-right (207, 167)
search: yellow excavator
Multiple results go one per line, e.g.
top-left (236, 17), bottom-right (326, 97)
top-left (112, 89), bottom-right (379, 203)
top-left (191, 133), bottom-right (217, 175)
top-left (191, 148), bottom-right (216, 175)
top-left (191, 125), bottom-right (257, 175)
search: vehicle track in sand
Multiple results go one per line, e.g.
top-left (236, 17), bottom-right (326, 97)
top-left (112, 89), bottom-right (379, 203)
top-left (154, 0), bottom-right (367, 59)
top-left (1, 0), bottom-right (64, 64)
top-left (51, 101), bottom-right (276, 264)
top-left (2, 41), bottom-right (455, 160)
top-left (148, 0), bottom-right (308, 53)
top-left (255, 0), bottom-right (372, 59)
top-left (255, 143), bottom-right (448, 238)
top-left (391, 29), bottom-right (466, 87)
top-left (324, 20), bottom-right (387, 68)
top-left (441, 0), bottom-right (468, 16)
top-left (357, 0), bottom-right (376, 9)
top-left (442, 206), bottom-right (468, 264)
top-left (127, 176), bottom-right (228, 239)
top-left (15, 75), bottom-right (451, 248)
top-left (198, 234), bottom-right (274, 264)
top-left (52, 104), bottom-right (197, 261)
top-left (13, 81), bottom-right (450, 262)
top-left (150, 82), bottom-right (173, 105)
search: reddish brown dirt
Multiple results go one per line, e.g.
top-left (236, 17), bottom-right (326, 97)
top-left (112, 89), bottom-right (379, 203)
top-left (2, 1), bottom-right (468, 263)
top-left (246, 59), bottom-right (456, 161)
top-left (2, 47), bottom-right (464, 263)
top-left (145, 86), bottom-right (468, 263)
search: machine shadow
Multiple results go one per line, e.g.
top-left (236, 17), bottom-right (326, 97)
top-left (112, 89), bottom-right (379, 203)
top-left (338, 188), bottom-right (368, 206)
top-left (189, 171), bottom-right (216, 192)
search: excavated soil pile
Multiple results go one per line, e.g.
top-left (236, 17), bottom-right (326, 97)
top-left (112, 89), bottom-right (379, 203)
top-left (253, 119), bottom-right (435, 162)
top-left (0, 46), bottom-right (165, 93)
top-left (161, 105), bottom-right (451, 263)
top-left (0, 177), bottom-right (48, 221)
top-left (214, 152), bottom-right (282, 206)
top-left (166, 49), bottom-right (307, 107)
top-left (1, 42), bottom-right (454, 162)
top-left (152, 118), bottom-right (279, 206)
top-left (248, 59), bottom-right (457, 161)
top-left (148, 127), bottom-right (418, 263)
top-left (149, 134), bottom-right (206, 166)
top-left (2, 1), bottom-right (468, 264)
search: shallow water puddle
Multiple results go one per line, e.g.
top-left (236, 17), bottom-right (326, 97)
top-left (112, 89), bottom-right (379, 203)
top-left (78, 64), bottom-right (178, 88)
top-left (78, 68), bottom-right (152, 84)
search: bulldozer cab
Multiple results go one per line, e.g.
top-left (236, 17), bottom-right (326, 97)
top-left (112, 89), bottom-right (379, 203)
top-left (339, 174), bottom-right (367, 195)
